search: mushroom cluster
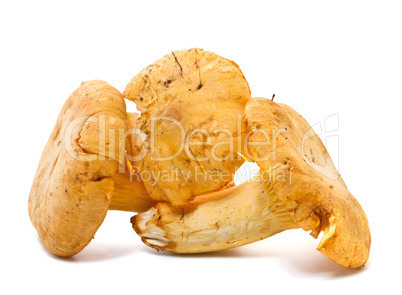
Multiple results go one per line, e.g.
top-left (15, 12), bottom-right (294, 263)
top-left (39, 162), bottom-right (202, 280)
top-left (29, 49), bottom-right (370, 269)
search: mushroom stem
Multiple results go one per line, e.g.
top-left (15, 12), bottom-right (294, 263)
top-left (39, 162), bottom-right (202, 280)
top-left (131, 176), bottom-right (299, 253)
top-left (109, 158), bottom-right (156, 213)
top-left (110, 170), bottom-right (156, 213)
top-left (108, 112), bottom-right (156, 213)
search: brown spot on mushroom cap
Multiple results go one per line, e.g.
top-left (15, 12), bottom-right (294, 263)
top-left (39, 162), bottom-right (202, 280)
top-left (29, 81), bottom-right (131, 257)
top-left (123, 48), bottom-right (251, 206)
top-left (245, 97), bottom-right (371, 269)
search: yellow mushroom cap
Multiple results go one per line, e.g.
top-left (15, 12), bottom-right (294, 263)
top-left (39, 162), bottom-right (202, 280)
top-left (245, 97), bottom-right (371, 268)
top-left (28, 80), bottom-right (152, 257)
top-left (124, 48), bottom-right (251, 206)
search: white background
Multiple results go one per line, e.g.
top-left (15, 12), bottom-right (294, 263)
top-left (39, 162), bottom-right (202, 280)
top-left (1, 0), bottom-right (401, 294)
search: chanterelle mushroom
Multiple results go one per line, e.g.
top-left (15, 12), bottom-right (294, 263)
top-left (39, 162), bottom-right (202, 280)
top-left (132, 97), bottom-right (371, 269)
top-left (123, 48), bottom-right (251, 206)
top-left (28, 80), bottom-right (155, 257)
